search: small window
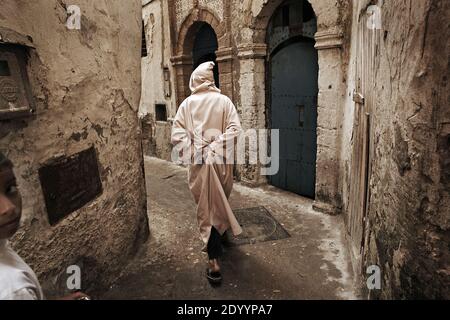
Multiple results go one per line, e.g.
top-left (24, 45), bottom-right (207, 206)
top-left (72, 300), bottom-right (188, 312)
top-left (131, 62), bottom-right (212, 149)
top-left (0, 60), bottom-right (11, 76)
top-left (141, 21), bottom-right (148, 58)
top-left (155, 104), bottom-right (167, 122)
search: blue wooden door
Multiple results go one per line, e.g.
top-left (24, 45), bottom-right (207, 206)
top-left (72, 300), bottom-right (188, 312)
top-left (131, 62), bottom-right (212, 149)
top-left (269, 40), bottom-right (318, 198)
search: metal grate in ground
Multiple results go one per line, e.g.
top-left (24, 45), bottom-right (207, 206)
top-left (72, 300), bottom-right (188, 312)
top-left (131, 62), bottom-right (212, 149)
top-left (225, 206), bottom-right (291, 247)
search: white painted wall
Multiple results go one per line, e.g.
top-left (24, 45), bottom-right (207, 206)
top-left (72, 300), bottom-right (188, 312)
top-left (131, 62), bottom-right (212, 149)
top-left (139, 0), bottom-right (176, 119)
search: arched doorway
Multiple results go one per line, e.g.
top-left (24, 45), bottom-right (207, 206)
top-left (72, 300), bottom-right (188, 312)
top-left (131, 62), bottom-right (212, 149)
top-left (173, 9), bottom-right (231, 107)
top-left (192, 23), bottom-right (220, 88)
top-left (267, 0), bottom-right (318, 198)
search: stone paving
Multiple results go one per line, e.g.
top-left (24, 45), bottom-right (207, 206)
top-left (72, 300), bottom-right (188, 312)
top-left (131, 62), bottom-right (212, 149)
top-left (101, 157), bottom-right (359, 300)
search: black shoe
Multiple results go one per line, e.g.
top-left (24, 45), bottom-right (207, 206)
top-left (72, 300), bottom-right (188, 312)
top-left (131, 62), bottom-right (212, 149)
top-left (206, 268), bottom-right (222, 285)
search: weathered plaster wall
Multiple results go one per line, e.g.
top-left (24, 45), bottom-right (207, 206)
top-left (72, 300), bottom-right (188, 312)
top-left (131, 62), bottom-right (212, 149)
top-left (0, 0), bottom-right (149, 296)
top-left (342, 0), bottom-right (449, 299)
top-left (140, 0), bottom-right (176, 161)
top-left (140, 0), bottom-right (176, 117)
top-left (141, 1), bottom-right (164, 117)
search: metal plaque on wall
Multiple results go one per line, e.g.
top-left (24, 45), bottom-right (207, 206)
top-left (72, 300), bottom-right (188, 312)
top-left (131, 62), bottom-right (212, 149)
top-left (39, 147), bottom-right (103, 226)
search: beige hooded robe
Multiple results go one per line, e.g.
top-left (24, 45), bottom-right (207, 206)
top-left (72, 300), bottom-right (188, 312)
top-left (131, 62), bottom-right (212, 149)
top-left (171, 62), bottom-right (243, 246)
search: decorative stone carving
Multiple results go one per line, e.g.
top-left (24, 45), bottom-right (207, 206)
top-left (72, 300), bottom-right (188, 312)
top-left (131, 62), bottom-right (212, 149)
top-left (237, 43), bottom-right (268, 60)
top-left (216, 47), bottom-right (233, 62)
top-left (175, 0), bottom-right (194, 32)
top-left (170, 54), bottom-right (193, 66)
top-left (314, 27), bottom-right (344, 50)
top-left (198, 0), bottom-right (224, 20)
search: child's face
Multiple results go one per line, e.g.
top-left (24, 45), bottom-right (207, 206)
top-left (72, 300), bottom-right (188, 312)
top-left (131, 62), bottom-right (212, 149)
top-left (0, 166), bottom-right (22, 239)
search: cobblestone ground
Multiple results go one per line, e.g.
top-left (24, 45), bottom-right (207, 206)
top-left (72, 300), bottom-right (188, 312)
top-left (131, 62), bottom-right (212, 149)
top-left (101, 157), bottom-right (359, 300)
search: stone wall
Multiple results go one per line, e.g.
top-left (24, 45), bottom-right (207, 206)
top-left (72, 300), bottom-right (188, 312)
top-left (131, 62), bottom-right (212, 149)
top-left (0, 0), bottom-right (149, 296)
top-left (232, 0), bottom-right (351, 203)
top-left (140, 0), bottom-right (175, 160)
top-left (163, 0), bottom-right (350, 197)
top-left (141, 0), bottom-right (176, 117)
top-left (342, 0), bottom-right (449, 299)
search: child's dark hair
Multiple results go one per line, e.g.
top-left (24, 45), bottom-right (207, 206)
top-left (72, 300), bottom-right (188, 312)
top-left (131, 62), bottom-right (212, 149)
top-left (0, 151), bottom-right (13, 169)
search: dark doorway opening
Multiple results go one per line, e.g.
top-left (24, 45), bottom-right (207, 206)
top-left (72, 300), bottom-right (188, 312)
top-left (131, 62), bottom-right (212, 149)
top-left (192, 23), bottom-right (220, 88)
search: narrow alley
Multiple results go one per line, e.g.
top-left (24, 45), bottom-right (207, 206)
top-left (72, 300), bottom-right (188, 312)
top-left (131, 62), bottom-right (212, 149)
top-left (102, 157), bottom-right (357, 300)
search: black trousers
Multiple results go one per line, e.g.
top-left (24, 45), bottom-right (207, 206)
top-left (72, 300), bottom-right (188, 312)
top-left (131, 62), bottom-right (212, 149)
top-left (207, 227), bottom-right (223, 260)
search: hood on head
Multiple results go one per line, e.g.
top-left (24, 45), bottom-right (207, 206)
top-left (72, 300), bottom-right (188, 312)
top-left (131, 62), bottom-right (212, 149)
top-left (189, 61), bottom-right (220, 95)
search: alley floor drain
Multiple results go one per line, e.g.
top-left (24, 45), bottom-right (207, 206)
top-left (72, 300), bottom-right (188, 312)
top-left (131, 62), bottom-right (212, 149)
top-left (225, 206), bottom-right (291, 247)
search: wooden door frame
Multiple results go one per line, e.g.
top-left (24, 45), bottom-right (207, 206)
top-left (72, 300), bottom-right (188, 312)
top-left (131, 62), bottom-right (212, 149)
top-left (348, 7), bottom-right (381, 273)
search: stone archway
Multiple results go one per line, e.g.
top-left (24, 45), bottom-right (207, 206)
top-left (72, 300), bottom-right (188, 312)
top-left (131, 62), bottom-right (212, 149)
top-left (192, 23), bottom-right (220, 86)
top-left (237, 0), bottom-right (346, 214)
top-left (171, 8), bottom-right (233, 107)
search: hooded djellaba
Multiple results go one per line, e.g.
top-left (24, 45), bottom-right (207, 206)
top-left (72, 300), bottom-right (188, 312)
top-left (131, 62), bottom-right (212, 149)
top-left (171, 61), bottom-right (243, 284)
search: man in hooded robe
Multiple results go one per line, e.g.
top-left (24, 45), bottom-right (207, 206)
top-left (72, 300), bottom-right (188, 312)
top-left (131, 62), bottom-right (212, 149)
top-left (171, 61), bottom-right (243, 284)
